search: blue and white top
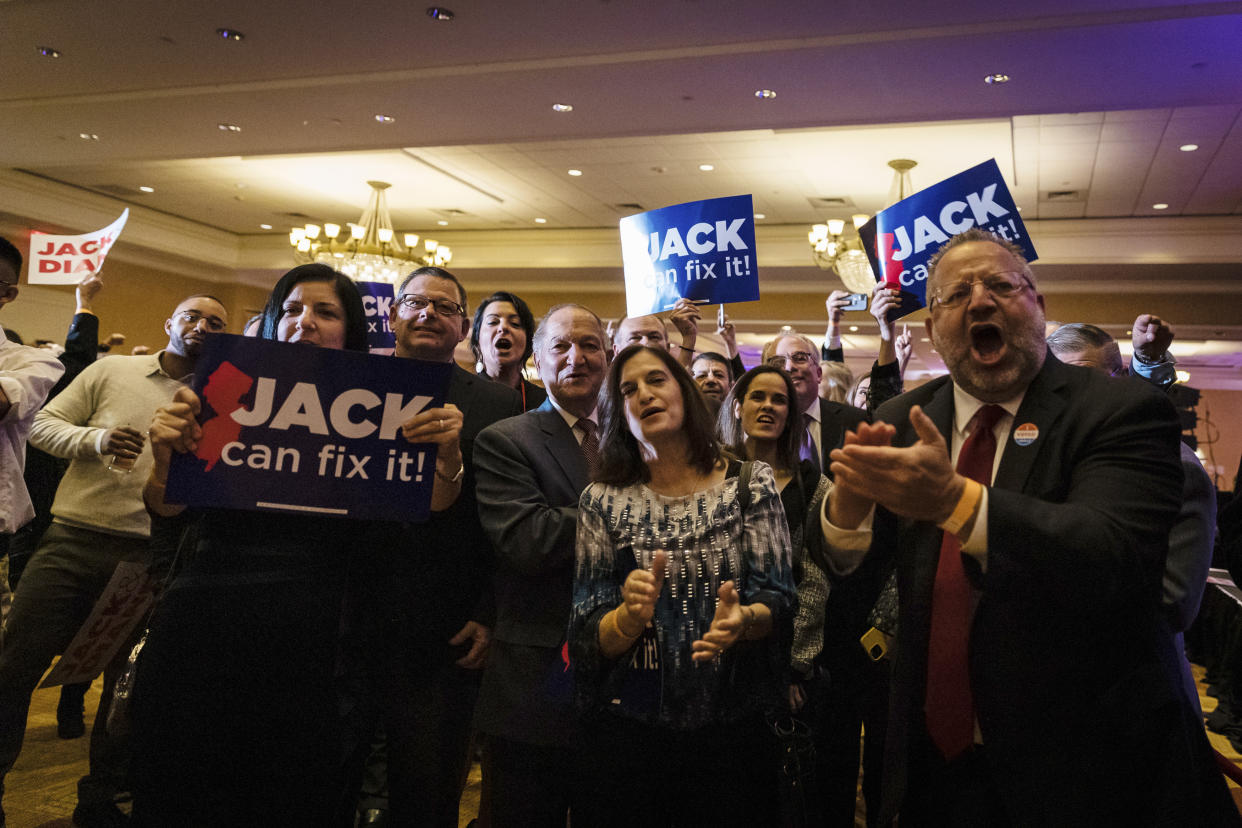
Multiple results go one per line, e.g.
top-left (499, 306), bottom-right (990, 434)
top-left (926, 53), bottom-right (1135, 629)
top-left (570, 461), bottom-right (795, 730)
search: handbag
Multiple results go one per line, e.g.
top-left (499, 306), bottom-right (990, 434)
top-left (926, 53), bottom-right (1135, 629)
top-left (768, 711), bottom-right (820, 828)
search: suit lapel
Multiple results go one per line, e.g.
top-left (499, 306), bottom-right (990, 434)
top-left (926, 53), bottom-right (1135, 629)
top-left (537, 402), bottom-right (589, 492)
top-left (993, 355), bottom-right (1067, 493)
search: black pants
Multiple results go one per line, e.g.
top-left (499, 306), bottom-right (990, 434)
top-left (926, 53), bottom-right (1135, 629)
top-left (578, 711), bottom-right (778, 827)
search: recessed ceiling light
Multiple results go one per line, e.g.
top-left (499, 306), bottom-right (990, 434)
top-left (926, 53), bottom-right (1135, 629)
top-left (1152, 203), bottom-right (1169, 210)
top-left (551, 103), bottom-right (574, 113)
top-left (37, 46), bottom-right (62, 58)
top-left (138, 186), bottom-right (155, 193)
top-left (698, 164), bottom-right (715, 172)
top-left (216, 28), bottom-right (244, 41)
top-left (427, 7), bottom-right (454, 20)
top-left (534, 217), bottom-right (547, 224)
top-left (259, 223), bottom-right (273, 230)
top-left (567, 169), bottom-right (583, 176)
top-left (1179, 144), bottom-right (1199, 152)
top-left (218, 123), bottom-right (242, 132)
top-left (374, 114), bottom-right (396, 124)
top-left (848, 325), bottom-right (859, 332)
top-left (78, 132), bottom-right (99, 141)
top-left (754, 89), bottom-right (777, 100)
top-left (437, 220), bottom-right (449, 226)
top-left (754, 213), bottom-right (766, 220)
top-left (920, 337), bottom-right (930, 343)
top-left (984, 73), bottom-right (1011, 84)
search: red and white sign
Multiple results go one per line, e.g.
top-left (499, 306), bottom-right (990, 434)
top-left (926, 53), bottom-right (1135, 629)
top-left (27, 209), bottom-right (129, 285)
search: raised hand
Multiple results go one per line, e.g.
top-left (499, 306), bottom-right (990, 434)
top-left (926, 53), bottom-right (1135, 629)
top-left (618, 550), bottom-right (667, 635)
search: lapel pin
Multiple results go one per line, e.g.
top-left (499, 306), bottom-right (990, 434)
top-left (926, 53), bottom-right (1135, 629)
top-left (1013, 423), bottom-right (1039, 446)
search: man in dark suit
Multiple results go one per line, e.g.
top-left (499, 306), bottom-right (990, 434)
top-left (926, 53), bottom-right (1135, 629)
top-left (473, 303), bottom-right (608, 826)
top-left (342, 266), bottom-right (521, 827)
top-left (823, 228), bottom-right (1234, 826)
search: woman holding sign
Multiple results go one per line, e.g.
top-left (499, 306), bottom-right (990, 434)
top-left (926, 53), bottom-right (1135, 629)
top-left (130, 264), bottom-right (464, 826)
top-left (569, 344), bottom-right (795, 825)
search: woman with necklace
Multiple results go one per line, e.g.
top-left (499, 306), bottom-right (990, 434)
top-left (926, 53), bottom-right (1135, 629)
top-left (570, 344), bottom-right (795, 825)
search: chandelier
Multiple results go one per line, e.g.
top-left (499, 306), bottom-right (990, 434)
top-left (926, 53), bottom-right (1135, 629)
top-left (289, 180), bottom-right (452, 284)
top-left (808, 159), bottom-right (917, 295)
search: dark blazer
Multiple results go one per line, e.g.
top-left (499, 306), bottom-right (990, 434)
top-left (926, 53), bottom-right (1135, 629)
top-left (344, 365), bottom-right (521, 660)
top-left (816, 397), bottom-right (868, 474)
top-left (472, 398), bottom-right (589, 745)
top-left (868, 353), bottom-right (1232, 825)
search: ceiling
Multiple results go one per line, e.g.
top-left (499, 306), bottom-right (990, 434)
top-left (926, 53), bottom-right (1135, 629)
top-left (2, 0), bottom-right (1241, 386)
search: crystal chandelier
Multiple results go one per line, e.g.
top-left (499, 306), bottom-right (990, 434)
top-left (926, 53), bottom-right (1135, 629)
top-left (289, 180), bottom-right (452, 284)
top-left (808, 159), bottom-right (917, 295)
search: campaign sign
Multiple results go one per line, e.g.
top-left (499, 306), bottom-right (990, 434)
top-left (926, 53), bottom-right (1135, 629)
top-left (619, 194), bottom-right (759, 317)
top-left (858, 159), bottom-right (1037, 318)
top-left (356, 280), bottom-right (396, 354)
top-left (164, 334), bottom-right (453, 522)
top-left (41, 561), bottom-right (152, 688)
top-left (28, 209), bottom-right (129, 285)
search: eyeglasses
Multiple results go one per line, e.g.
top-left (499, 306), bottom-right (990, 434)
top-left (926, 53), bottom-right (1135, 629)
top-left (396, 293), bottom-right (465, 317)
top-left (931, 271), bottom-right (1033, 309)
top-left (766, 351), bottom-right (816, 368)
top-left (175, 310), bottom-right (227, 331)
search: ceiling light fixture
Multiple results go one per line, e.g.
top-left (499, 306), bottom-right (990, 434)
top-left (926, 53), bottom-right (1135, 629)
top-left (289, 181), bottom-right (452, 284)
top-left (78, 133), bottom-right (99, 141)
top-left (260, 224), bottom-right (273, 230)
top-left (848, 326), bottom-right (859, 332)
top-left (427, 7), bottom-right (455, 20)
top-left (754, 213), bottom-right (766, 220)
top-left (984, 73), bottom-right (1011, 84)
top-left (754, 89), bottom-right (777, 100)
top-left (374, 114), bottom-right (396, 124)
top-left (437, 220), bottom-right (449, 226)
top-left (809, 159), bottom-right (916, 288)
top-left (216, 28), bottom-right (245, 41)
top-left (698, 164), bottom-right (714, 172)
top-left (217, 123), bottom-right (242, 132)
top-left (138, 186), bottom-right (155, 193)
top-left (534, 217), bottom-right (547, 224)
top-left (567, 169), bottom-right (583, 176)
top-left (1179, 144), bottom-right (1199, 152)
top-left (1152, 203), bottom-right (1169, 210)
top-left (552, 103), bottom-right (574, 113)
top-left (37, 47), bottom-right (62, 58)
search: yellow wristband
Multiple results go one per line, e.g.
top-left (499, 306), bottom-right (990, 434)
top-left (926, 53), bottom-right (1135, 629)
top-left (937, 478), bottom-right (982, 537)
top-left (605, 608), bottom-right (642, 641)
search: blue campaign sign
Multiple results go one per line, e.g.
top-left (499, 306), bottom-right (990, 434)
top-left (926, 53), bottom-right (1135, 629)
top-left (858, 159), bottom-right (1037, 318)
top-left (619, 194), bottom-right (760, 317)
top-left (164, 334), bottom-right (453, 522)
top-left (356, 280), bottom-right (396, 353)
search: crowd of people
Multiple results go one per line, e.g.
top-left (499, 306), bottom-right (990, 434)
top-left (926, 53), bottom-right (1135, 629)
top-left (0, 227), bottom-right (1239, 827)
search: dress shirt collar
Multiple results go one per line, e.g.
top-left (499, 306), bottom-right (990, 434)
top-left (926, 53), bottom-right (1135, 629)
top-left (546, 392), bottom-right (597, 433)
top-left (951, 383), bottom-right (1026, 440)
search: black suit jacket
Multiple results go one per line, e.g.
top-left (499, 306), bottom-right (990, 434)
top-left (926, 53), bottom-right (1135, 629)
top-left (866, 353), bottom-right (1230, 825)
top-left (472, 398), bottom-right (589, 744)
top-left (344, 365), bottom-right (521, 667)
top-left (816, 397), bottom-right (868, 474)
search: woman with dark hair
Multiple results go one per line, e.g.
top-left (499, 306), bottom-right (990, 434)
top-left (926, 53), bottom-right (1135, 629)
top-left (719, 365), bottom-right (832, 712)
top-left (569, 344), bottom-right (795, 825)
top-left (129, 264), bottom-right (463, 825)
top-left (470, 290), bottom-right (546, 411)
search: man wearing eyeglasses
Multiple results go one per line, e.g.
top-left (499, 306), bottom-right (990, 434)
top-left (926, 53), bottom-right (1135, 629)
top-left (1, 293), bottom-right (227, 827)
top-left (821, 228), bottom-right (1231, 825)
top-left (342, 266), bottom-right (521, 826)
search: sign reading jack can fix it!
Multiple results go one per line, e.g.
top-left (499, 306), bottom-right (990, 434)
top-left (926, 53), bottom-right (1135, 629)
top-left (858, 160), bottom-right (1037, 318)
top-left (619, 195), bottom-right (760, 317)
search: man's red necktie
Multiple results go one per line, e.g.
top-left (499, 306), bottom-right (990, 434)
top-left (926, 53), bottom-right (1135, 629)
top-left (925, 403), bottom-right (1005, 760)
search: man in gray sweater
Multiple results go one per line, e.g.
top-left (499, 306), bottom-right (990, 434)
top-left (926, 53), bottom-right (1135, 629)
top-left (0, 293), bottom-right (227, 828)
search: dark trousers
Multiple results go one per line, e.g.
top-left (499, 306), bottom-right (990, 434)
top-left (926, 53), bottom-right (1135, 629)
top-left (577, 712), bottom-right (778, 827)
top-left (811, 652), bottom-right (889, 827)
top-left (343, 649), bottom-right (479, 828)
top-left (0, 523), bottom-right (149, 807)
top-left (901, 739), bottom-right (1009, 828)
top-left (479, 734), bottom-right (581, 828)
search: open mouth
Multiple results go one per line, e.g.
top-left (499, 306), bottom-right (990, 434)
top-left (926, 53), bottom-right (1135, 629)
top-left (756, 414), bottom-right (776, 424)
top-left (970, 324), bottom-right (1005, 361)
top-left (494, 336), bottom-right (513, 353)
top-left (640, 406), bottom-right (664, 420)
